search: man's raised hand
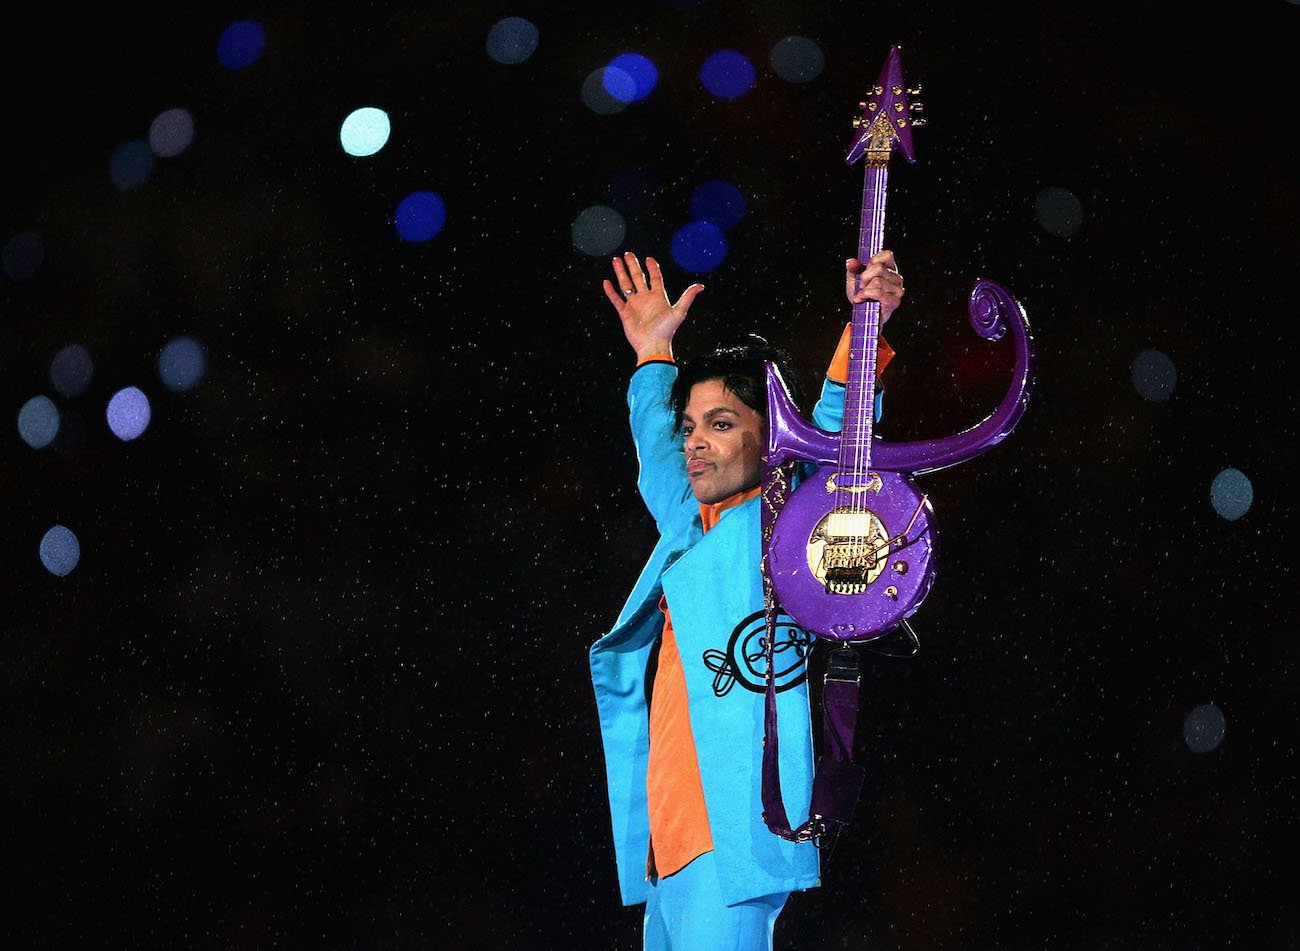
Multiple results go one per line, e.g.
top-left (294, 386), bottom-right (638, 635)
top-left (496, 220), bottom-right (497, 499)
top-left (602, 252), bottom-right (704, 362)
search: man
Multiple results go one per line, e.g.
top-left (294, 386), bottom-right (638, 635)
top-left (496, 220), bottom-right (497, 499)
top-left (590, 250), bottom-right (903, 949)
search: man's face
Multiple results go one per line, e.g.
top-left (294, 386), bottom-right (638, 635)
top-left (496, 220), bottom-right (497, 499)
top-left (682, 378), bottom-right (765, 504)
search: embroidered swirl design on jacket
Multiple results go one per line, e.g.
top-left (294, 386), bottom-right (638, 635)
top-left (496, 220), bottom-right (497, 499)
top-left (702, 609), bottom-right (813, 696)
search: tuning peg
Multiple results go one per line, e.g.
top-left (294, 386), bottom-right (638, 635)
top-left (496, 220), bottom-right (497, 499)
top-left (910, 117), bottom-right (927, 127)
top-left (909, 101), bottom-right (925, 113)
top-left (907, 84), bottom-right (923, 97)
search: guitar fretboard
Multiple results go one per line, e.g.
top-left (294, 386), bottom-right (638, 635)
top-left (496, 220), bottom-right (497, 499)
top-left (837, 163), bottom-right (889, 484)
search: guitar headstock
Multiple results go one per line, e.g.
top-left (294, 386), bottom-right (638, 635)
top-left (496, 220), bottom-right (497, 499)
top-left (844, 45), bottom-right (925, 167)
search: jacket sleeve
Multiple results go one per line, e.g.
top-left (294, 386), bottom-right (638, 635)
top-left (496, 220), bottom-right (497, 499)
top-left (811, 324), bottom-right (892, 431)
top-left (627, 361), bottom-right (693, 529)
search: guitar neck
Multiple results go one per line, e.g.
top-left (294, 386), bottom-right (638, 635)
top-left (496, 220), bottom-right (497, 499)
top-left (838, 163), bottom-right (888, 473)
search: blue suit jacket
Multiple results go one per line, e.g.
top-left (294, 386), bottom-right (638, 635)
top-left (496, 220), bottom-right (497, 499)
top-left (589, 361), bottom-right (858, 907)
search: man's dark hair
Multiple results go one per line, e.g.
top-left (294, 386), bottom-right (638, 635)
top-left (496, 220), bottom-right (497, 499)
top-left (668, 334), bottom-right (805, 432)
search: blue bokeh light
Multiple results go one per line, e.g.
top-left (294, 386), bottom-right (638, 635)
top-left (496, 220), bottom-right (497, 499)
top-left (107, 386), bottom-right (152, 441)
top-left (395, 191), bottom-right (447, 243)
top-left (109, 140), bottom-right (154, 191)
top-left (1210, 468), bottom-right (1253, 521)
top-left (1035, 186), bottom-right (1083, 238)
top-left (700, 50), bottom-right (756, 101)
top-left (340, 107), bottom-right (391, 158)
top-left (18, 396), bottom-right (60, 449)
top-left (2, 230), bottom-right (44, 282)
top-left (218, 20), bottom-right (266, 70)
top-left (158, 337), bottom-right (207, 392)
top-left (486, 17), bottom-right (539, 64)
top-left (600, 66), bottom-right (637, 103)
top-left (770, 35), bottom-right (825, 84)
top-left (1130, 348), bottom-right (1176, 402)
top-left (690, 180), bottom-right (746, 230)
top-left (605, 53), bottom-right (658, 102)
top-left (671, 220), bottom-right (728, 273)
top-left (1183, 702), bottom-right (1226, 753)
top-left (572, 205), bottom-right (627, 256)
top-left (150, 108), bottom-right (196, 157)
top-left (40, 525), bottom-right (81, 577)
top-left (582, 68), bottom-right (629, 115)
top-left (51, 344), bottom-right (94, 398)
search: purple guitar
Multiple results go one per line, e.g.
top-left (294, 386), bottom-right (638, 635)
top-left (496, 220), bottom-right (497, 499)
top-left (761, 45), bottom-right (1034, 643)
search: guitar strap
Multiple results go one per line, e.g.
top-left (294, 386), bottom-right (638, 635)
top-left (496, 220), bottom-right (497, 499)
top-left (758, 457), bottom-right (917, 849)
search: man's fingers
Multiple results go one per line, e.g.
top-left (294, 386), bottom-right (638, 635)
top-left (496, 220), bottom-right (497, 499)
top-left (624, 251), bottom-right (649, 292)
top-left (602, 279), bottom-right (627, 311)
top-left (646, 256), bottom-right (664, 294)
top-left (674, 283), bottom-right (705, 313)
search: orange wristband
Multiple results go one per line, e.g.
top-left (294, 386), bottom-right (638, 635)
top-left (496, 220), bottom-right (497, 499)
top-left (827, 324), bottom-right (894, 382)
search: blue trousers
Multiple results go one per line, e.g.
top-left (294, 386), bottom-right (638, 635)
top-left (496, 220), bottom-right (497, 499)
top-left (643, 851), bottom-right (790, 951)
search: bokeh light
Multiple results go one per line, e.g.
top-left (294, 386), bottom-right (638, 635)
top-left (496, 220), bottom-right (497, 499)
top-left (770, 36), bottom-right (825, 83)
top-left (158, 336), bottom-right (207, 392)
top-left (1183, 702), bottom-right (1226, 753)
top-left (39, 525), bottom-right (81, 577)
top-left (340, 107), bottom-right (391, 158)
top-left (1210, 468), bottom-right (1253, 521)
top-left (671, 220), bottom-right (727, 273)
top-left (1035, 186), bottom-right (1083, 237)
top-left (18, 396), bottom-right (60, 449)
top-left (610, 164), bottom-right (660, 212)
top-left (572, 205), bottom-right (627, 256)
top-left (1130, 347), bottom-right (1176, 402)
top-left (51, 344), bottom-right (94, 398)
top-left (218, 20), bottom-right (266, 70)
top-left (700, 50), bottom-right (757, 101)
top-left (582, 67), bottom-right (630, 115)
top-left (395, 191), bottom-right (447, 243)
top-left (109, 140), bottom-right (154, 191)
top-left (605, 53), bottom-right (658, 102)
top-left (2, 230), bottom-right (44, 282)
top-left (106, 386), bottom-right (152, 441)
top-left (149, 108), bottom-right (195, 157)
top-left (690, 180), bottom-right (746, 230)
top-left (485, 17), bottom-right (539, 65)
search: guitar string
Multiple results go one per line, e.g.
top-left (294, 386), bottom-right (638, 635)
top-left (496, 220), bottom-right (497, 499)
top-left (852, 163), bottom-right (886, 561)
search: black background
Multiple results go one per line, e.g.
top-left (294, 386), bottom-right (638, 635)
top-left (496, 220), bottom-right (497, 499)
top-left (2, 2), bottom-right (1296, 948)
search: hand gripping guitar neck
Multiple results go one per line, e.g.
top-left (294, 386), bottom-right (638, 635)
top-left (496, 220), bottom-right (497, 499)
top-left (759, 46), bottom-right (1035, 845)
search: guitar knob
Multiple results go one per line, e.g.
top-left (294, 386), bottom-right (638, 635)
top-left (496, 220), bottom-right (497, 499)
top-left (885, 586), bottom-right (899, 600)
top-left (892, 561), bottom-right (908, 574)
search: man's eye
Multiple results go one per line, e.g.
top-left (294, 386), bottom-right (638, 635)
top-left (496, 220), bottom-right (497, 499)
top-left (714, 421), bottom-right (731, 430)
top-left (682, 426), bottom-right (693, 437)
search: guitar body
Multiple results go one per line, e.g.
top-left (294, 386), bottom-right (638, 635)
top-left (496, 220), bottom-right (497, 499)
top-left (768, 465), bottom-right (935, 641)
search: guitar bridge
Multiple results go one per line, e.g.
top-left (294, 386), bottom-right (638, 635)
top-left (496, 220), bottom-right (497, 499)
top-left (822, 543), bottom-right (881, 594)
top-left (809, 506), bottom-right (890, 594)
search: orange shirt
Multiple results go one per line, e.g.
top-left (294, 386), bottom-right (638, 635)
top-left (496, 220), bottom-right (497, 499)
top-left (646, 486), bottom-right (760, 879)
